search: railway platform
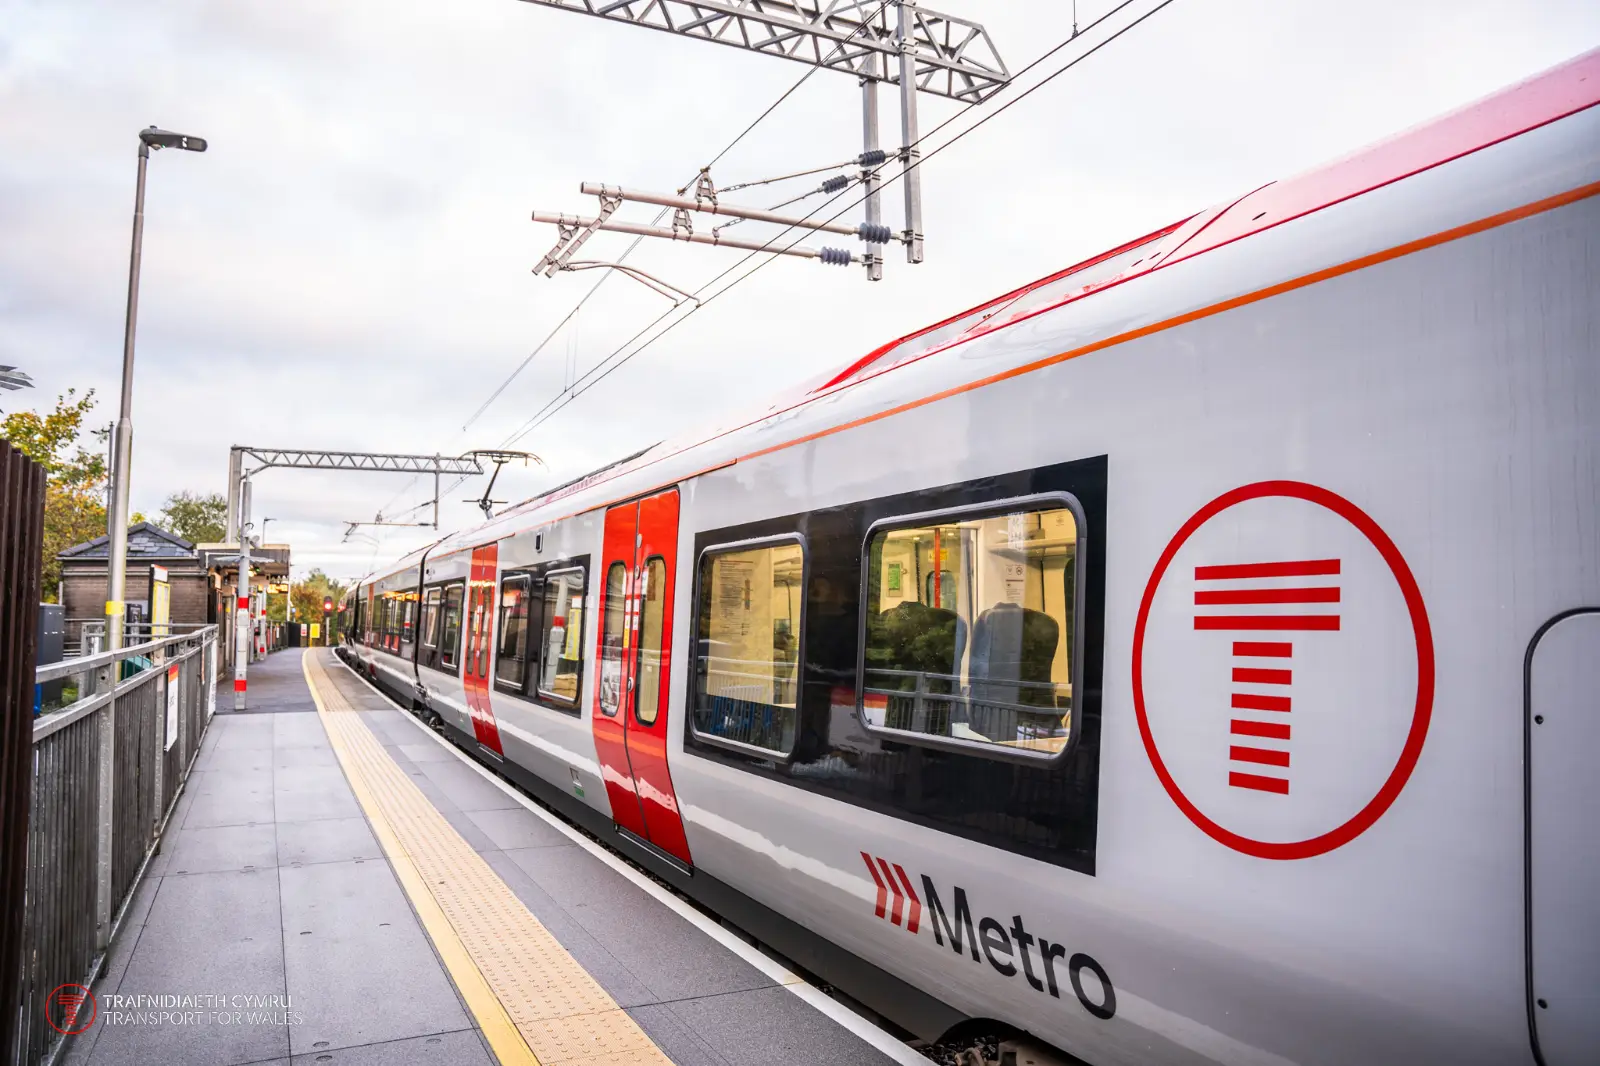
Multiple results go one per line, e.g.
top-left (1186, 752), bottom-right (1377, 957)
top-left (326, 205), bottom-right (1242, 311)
top-left (59, 648), bottom-right (919, 1066)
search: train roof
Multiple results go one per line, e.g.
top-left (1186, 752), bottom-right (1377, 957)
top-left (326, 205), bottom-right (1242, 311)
top-left (360, 46), bottom-right (1600, 585)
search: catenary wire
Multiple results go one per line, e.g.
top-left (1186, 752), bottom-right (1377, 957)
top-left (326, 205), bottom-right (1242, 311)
top-left (378, 0), bottom-right (898, 525)
top-left (500, 0), bottom-right (1176, 452)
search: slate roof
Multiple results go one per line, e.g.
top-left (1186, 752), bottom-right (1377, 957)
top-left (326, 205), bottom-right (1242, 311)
top-left (58, 522), bottom-right (197, 561)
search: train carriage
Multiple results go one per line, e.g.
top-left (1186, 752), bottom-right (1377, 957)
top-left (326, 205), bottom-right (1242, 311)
top-left (340, 49), bottom-right (1600, 1066)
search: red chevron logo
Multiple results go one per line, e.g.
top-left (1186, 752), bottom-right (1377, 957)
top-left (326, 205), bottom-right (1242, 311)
top-left (860, 852), bottom-right (920, 934)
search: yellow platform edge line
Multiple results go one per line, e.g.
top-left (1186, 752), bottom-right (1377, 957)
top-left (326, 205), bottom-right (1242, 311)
top-left (301, 652), bottom-right (542, 1066)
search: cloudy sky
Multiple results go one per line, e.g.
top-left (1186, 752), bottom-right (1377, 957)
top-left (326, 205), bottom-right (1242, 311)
top-left (5, 0), bottom-right (1597, 582)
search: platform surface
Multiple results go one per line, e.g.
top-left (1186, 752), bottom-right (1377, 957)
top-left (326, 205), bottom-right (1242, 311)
top-left (59, 648), bottom-right (907, 1066)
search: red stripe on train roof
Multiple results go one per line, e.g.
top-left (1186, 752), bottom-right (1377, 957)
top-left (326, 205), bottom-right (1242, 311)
top-left (1162, 47), bottom-right (1600, 271)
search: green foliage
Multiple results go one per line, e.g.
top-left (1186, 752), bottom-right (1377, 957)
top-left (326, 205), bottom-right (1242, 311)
top-left (157, 490), bottom-right (227, 544)
top-left (1, 389), bottom-right (108, 601)
top-left (1, 388), bottom-right (106, 488)
top-left (291, 569), bottom-right (349, 626)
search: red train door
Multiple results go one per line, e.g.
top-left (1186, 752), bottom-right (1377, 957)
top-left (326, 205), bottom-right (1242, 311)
top-left (593, 489), bottom-right (691, 865)
top-left (463, 544), bottom-right (504, 755)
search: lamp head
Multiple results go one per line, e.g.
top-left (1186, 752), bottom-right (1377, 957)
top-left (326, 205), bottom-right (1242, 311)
top-left (140, 126), bottom-right (207, 152)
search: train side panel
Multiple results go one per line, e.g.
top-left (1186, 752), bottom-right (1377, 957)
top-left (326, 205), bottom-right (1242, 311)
top-left (663, 111), bottom-right (1600, 1066)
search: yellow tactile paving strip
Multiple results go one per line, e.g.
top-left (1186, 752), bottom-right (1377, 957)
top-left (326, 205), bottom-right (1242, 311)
top-left (302, 651), bottom-right (673, 1066)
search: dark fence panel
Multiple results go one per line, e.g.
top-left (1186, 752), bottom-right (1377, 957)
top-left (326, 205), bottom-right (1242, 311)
top-left (0, 441), bottom-right (46, 1066)
top-left (15, 717), bottom-right (99, 1066)
top-left (19, 626), bottom-right (217, 1066)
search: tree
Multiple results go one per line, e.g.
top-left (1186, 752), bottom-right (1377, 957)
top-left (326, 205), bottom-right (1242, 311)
top-left (1, 389), bottom-right (108, 602)
top-left (157, 490), bottom-right (227, 544)
top-left (279, 570), bottom-right (349, 629)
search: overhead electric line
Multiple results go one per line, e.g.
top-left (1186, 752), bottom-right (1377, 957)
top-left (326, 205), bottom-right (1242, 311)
top-left (500, 0), bottom-right (1178, 452)
top-left (379, 0), bottom-right (900, 527)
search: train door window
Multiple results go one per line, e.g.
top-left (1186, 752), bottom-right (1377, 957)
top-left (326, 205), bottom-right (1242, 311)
top-left (439, 583), bottom-right (465, 671)
top-left (537, 568), bottom-right (585, 708)
top-left (471, 585), bottom-right (490, 678)
top-left (401, 596), bottom-right (416, 653)
top-left (420, 586), bottom-right (441, 662)
top-left (598, 562), bottom-right (627, 716)
top-left (496, 575), bottom-right (531, 692)
top-left (691, 537), bottom-right (805, 756)
top-left (635, 556), bottom-right (667, 727)
top-left (860, 496), bottom-right (1083, 761)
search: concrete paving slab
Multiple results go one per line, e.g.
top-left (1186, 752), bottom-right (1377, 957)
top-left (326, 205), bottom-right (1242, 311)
top-left (481, 850), bottom-right (658, 1010)
top-left (212, 720), bottom-right (279, 752)
top-left (666, 986), bottom-right (900, 1066)
top-left (273, 747), bottom-right (339, 769)
top-left (275, 817), bottom-right (382, 868)
top-left (501, 845), bottom-right (772, 1003)
top-left (184, 769), bottom-right (276, 829)
top-left (412, 760), bottom-right (521, 813)
top-left (465, 807), bottom-right (570, 851)
top-left (279, 860), bottom-right (471, 1056)
top-left (395, 742), bottom-right (455, 764)
top-left (628, 1003), bottom-right (733, 1066)
top-left (436, 807), bottom-right (500, 853)
top-left (160, 823), bottom-right (280, 877)
top-left (285, 1028), bottom-right (492, 1065)
top-left (84, 869), bottom-right (288, 1066)
top-left (195, 747), bottom-right (275, 774)
top-left (273, 766), bottom-right (361, 823)
top-left (272, 713), bottom-right (329, 748)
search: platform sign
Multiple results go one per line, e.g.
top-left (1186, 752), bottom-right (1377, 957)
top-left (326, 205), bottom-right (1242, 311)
top-left (164, 663), bottom-right (180, 750)
top-left (310, 623), bottom-right (321, 643)
top-left (205, 642), bottom-right (216, 719)
top-left (151, 564), bottom-right (171, 640)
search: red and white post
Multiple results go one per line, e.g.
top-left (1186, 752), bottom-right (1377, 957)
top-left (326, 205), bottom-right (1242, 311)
top-left (233, 479), bottom-right (252, 710)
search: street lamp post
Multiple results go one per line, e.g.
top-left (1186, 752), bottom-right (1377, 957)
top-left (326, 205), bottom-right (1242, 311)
top-left (105, 126), bottom-right (207, 653)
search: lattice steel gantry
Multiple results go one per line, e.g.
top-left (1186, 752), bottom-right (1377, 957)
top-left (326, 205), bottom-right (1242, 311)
top-left (523, 0), bottom-right (1010, 281)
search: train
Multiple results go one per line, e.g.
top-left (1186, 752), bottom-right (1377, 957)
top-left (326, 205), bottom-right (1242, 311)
top-left (336, 48), bottom-right (1600, 1066)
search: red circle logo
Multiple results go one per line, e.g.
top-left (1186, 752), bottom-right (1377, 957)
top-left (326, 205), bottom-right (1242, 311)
top-left (47, 983), bottom-right (97, 1035)
top-left (1132, 481), bottom-right (1434, 860)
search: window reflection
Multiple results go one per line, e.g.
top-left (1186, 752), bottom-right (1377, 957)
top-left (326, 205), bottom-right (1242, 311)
top-left (635, 557), bottom-right (667, 726)
top-left (538, 569), bottom-right (584, 705)
top-left (692, 541), bottom-right (804, 755)
top-left (863, 506), bottom-right (1077, 757)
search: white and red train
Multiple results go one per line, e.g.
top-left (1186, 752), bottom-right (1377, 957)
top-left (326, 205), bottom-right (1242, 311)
top-left (339, 49), bottom-right (1600, 1066)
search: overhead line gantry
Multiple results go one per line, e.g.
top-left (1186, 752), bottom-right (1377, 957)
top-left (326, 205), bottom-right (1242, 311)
top-left (524, 0), bottom-right (1010, 281)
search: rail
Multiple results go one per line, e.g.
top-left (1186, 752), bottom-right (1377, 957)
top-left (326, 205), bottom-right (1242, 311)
top-left (12, 626), bottom-right (219, 1066)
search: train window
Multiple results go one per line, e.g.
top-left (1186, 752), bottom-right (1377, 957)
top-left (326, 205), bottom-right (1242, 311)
top-left (496, 575), bottom-right (531, 691)
top-left (691, 537), bottom-right (805, 757)
top-left (859, 496), bottom-right (1083, 761)
top-left (420, 587), bottom-right (441, 649)
top-left (635, 556), bottom-right (667, 727)
top-left (536, 567), bottom-right (584, 707)
top-left (401, 596), bottom-right (416, 650)
top-left (439, 583), bottom-right (465, 670)
top-left (598, 562), bottom-right (627, 717)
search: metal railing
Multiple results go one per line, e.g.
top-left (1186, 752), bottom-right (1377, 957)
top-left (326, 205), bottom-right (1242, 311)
top-left (64, 620), bottom-right (218, 660)
top-left (863, 667), bottom-right (1070, 748)
top-left (13, 627), bottom-right (218, 1066)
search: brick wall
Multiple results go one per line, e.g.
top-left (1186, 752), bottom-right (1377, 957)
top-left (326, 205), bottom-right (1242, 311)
top-left (60, 563), bottom-right (212, 645)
